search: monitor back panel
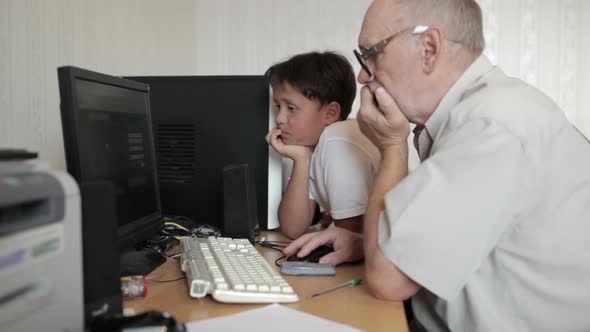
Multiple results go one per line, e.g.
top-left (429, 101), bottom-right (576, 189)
top-left (126, 76), bottom-right (271, 230)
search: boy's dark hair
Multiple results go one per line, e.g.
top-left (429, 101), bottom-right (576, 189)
top-left (265, 51), bottom-right (356, 120)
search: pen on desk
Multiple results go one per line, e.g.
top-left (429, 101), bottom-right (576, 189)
top-left (309, 278), bottom-right (362, 298)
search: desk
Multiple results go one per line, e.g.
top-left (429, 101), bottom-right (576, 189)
top-left (125, 231), bottom-right (408, 332)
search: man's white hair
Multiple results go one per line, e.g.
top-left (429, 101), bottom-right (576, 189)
top-left (395, 0), bottom-right (485, 54)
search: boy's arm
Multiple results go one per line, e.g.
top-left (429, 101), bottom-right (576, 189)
top-left (266, 128), bottom-right (316, 239)
top-left (279, 153), bottom-right (317, 239)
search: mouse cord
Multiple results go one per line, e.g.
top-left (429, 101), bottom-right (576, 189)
top-left (275, 255), bottom-right (286, 267)
top-left (255, 239), bottom-right (290, 267)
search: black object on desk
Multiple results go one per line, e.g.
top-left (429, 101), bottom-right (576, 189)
top-left (0, 148), bottom-right (38, 160)
top-left (120, 249), bottom-right (166, 276)
top-left (89, 310), bottom-right (185, 332)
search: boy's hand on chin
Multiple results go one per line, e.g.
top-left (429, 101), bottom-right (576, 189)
top-left (266, 129), bottom-right (312, 162)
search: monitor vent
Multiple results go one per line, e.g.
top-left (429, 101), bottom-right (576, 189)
top-left (157, 124), bottom-right (196, 183)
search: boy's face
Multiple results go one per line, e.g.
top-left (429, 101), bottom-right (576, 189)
top-left (272, 82), bottom-right (335, 146)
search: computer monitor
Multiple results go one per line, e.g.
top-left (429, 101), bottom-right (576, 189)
top-left (58, 66), bottom-right (165, 275)
top-left (125, 76), bottom-right (281, 232)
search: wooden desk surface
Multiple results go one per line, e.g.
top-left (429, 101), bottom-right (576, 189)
top-left (124, 231), bottom-right (408, 332)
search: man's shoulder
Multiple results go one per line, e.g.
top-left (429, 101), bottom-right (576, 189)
top-left (460, 71), bottom-right (559, 116)
top-left (450, 73), bottom-right (566, 136)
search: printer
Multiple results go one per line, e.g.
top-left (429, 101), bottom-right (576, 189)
top-left (0, 160), bottom-right (84, 332)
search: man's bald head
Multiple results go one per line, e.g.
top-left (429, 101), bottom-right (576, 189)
top-left (362, 0), bottom-right (484, 55)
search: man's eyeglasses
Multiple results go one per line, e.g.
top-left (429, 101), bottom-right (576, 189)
top-left (353, 25), bottom-right (429, 77)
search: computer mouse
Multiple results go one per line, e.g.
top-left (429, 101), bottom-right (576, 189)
top-left (286, 244), bottom-right (334, 263)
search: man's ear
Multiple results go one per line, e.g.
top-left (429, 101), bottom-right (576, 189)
top-left (323, 101), bottom-right (342, 125)
top-left (421, 27), bottom-right (443, 74)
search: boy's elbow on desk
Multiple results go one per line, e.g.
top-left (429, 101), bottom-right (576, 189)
top-left (279, 224), bottom-right (306, 240)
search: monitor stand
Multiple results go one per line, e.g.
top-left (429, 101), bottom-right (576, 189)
top-left (119, 249), bottom-right (166, 276)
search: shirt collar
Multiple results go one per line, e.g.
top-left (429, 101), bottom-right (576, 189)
top-left (424, 55), bottom-right (495, 142)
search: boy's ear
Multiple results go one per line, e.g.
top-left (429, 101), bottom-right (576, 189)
top-left (323, 101), bottom-right (341, 125)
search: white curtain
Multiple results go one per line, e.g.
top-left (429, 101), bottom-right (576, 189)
top-left (478, 0), bottom-right (590, 138)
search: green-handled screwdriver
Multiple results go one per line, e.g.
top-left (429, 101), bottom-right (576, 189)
top-left (309, 278), bottom-right (363, 298)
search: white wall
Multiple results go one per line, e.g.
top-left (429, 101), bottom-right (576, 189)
top-left (1, 0), bottom-right (589, 172)
top-left (0, 0), bottom-right (199, 170)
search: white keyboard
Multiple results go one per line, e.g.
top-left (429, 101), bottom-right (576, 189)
top-left (179, 237), bottom-right (299, 303)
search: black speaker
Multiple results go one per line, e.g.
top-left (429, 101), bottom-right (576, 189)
top-left (79, 181), bottom-right (122, 326)
top-left (221, 164), bottom-right (259, 243)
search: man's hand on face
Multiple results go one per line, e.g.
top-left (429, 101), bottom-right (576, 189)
top-left (283, 225), bottom-right (364, 266)
top-left (357, 86), bottom-right (410, 153)
top-left (265, 128), bottom-right (312, 162)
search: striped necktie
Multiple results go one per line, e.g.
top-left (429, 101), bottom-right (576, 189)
top-left (412, 125), bottom-right (432, 162)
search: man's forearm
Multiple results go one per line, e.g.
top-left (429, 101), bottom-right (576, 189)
top-left (279, 156), bottom-right (314, 238)
top-left (363, 144), bottom-right (415, 300)
top-left (364, 144), bottom-right (409, 253)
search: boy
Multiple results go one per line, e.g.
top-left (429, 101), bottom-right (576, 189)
top-left (265, 51), bottom-right (380, 240)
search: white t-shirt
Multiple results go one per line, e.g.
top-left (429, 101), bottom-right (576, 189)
top-left (309, 119), bottom-right (380, 220)
top-left (378, 55), bottom-right (590, 331)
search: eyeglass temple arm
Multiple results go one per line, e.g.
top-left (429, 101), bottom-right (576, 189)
top-left (360, 25), bottom-right (430, 60)
top-left (361, 38), bottom-right (392, 60)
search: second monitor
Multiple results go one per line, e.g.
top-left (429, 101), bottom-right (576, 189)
top-left (127, 76), bottom-right (281, 231)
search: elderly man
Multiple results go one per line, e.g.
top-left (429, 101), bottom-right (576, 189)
top-left (284, 0), bottom-right (590, 331)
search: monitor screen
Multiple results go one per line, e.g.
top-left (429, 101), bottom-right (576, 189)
top-left (58, 66), bottom-right (162, 247)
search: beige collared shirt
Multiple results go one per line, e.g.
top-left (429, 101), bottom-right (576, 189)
top-left (378, 55), bottom-right (590, 331)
